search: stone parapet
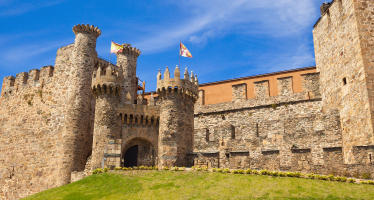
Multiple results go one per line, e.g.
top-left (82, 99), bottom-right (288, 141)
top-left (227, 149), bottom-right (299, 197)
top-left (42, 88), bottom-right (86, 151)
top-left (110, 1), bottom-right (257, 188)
top-left (118, 103), bottom-right (160, 125)
top-left (92, 64), bottom-right (123, 96)
top-left (1, 66), bottom-right (55, 96)
top-left (72, 24), bottom-right (101, 38)
top-left (121, 44), bottom-right (141, 58)
top-left (156, 66), bottom-right (199, 101)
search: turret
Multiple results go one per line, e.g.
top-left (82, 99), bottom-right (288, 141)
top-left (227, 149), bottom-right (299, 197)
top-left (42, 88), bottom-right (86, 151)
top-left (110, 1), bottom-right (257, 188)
top-left (156, 66), bottom-right (199, 168)
top-left (91, 64), bottom-right (123, 170)
top-left (59, 24), bottom-right (101, 185)
top-left (115, 44), bottom-right (141, 104)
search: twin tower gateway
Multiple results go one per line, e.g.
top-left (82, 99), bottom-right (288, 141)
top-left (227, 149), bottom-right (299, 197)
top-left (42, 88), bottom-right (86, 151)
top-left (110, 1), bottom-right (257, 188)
top-left (86, 24), bottom-right (199, 171)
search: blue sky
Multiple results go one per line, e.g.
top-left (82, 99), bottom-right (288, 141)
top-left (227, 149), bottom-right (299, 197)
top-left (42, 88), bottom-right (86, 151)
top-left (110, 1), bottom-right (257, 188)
top-left (0, 0), bottom-right (327, 93)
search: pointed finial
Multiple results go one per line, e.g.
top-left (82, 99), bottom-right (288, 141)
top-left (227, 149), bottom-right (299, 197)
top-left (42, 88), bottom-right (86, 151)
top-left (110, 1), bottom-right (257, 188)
top-left (195, 74), bottom-right (198, 85)
top-left (174, 65), bottom-right (180, 79)
top-left (164, 66), bottom-right (170, 79)
top-left (96, 66), bottom-right (101, 77)
top-left (106, 65), bottom-right (112, 76)
top-left (126, 91), bottom-right (131, 102)
top-left (184, 67), bottom-right (189, 80)
top-left (190, 71), bottom-right (194, 83)
top-left (157, 69), bottom-right (162, 80)
top-left (149, 93), bottom-right (155, 106)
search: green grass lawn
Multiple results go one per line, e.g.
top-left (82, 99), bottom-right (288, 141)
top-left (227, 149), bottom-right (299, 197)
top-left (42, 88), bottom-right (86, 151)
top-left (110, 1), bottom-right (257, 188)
top-left (25, 171), bottom-right (374, 200)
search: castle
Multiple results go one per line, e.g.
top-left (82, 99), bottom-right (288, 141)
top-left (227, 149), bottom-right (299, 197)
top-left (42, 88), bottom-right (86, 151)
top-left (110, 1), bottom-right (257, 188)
top-left (1, 0), bottom-right (374, 199)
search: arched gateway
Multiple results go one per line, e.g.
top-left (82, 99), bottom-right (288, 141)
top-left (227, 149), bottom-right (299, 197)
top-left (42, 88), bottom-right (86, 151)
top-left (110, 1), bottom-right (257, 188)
top-left (122, 138), bottom-right (156, 167)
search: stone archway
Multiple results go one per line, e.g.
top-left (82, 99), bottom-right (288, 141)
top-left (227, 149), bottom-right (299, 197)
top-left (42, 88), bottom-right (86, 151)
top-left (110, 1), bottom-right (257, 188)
top-left (122, 138), bottom-right (156, 167)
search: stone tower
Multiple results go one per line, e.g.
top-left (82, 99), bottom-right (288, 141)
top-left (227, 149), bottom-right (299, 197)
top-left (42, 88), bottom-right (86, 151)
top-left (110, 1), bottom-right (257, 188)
top-left (116, 44), bottom-right (141, 103)
top-left (156, 66), bottom-right (199, 168)
top-left (313, 0), bottom-right (374, 163)
top-left (91, 64), bottom-right (123, 170)
top-left (59, 24), bottom-right (101, 185)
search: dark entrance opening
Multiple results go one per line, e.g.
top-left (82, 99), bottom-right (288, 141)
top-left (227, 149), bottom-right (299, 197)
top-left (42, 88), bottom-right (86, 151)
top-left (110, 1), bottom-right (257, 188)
top-left (124, 145), bottom-right (138, 167)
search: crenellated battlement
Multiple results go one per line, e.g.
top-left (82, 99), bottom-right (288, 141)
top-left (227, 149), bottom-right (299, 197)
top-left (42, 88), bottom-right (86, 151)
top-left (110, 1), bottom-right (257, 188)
top-left (1, 65), bottom-right (55, 96)
top-left (118, 43), bottom-right (141, 57)
top-left (156, 66), bottom-right (199, 101)
top-left (72, 24), bottom-right (101, 38)
top-left (92, 63), bottom-right (123, 96)
top-left (313, 0), bottom-right (343, 29)
top-left (118, 102), bottom-right (160, 126)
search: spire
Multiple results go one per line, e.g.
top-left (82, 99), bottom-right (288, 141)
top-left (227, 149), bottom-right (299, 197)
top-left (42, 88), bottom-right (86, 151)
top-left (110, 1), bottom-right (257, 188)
top-left (106, 65), bottom-right (112, 76)
top-left (149, 93), bottom-right (155, 106)
top-left (96, 66), bottom-right (101, 78)
top-left (137, 94), bottom-right (143, 105)
top-left (190, 71), bottom-right (195, 83)
top-left (125, 91), bottom-right (132, 104)
top-left (164, 66), bottom-right (170, 79)
top-left (184, 67), bottom-right (189, 80)
top-left (174, 65), bottom-right (180, 79)
top-left (157, 69), bottom-right (162, 80)
top-left (195, 74), bottom-right (198, 85)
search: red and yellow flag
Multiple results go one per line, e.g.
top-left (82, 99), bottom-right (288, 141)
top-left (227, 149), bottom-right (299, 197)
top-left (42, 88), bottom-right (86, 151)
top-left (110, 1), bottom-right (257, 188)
top-left (180, 42), bottom-right (192, 58)
top-left (110, 41), bottom-right (123, 53)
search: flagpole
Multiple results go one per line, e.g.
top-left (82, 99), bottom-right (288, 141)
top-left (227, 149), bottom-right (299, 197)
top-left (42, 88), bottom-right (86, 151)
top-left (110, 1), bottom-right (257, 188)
top-left (179, 41), bottom-right (181, 69)
top-left (109, 39), bottom-right (113, 64)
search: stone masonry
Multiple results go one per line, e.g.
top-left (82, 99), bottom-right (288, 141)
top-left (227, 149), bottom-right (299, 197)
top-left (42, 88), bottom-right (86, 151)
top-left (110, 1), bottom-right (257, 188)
top-left (156, 66), bottom-right (198, 168)
top-left (2, 1), bottom-right (374, 199)
top-left (91, 64), bottom-right (123, 170)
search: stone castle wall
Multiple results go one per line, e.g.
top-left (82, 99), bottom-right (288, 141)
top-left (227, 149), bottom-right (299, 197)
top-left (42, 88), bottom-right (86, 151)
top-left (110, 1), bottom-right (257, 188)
top-left (192, 68), bottom-right (374, 177)
top-left (0, 44), bottom-right (75, 199)
top-left (313, 0), bottom-right (374, 164)
top-left (192, 73), bottom-right (343, 172)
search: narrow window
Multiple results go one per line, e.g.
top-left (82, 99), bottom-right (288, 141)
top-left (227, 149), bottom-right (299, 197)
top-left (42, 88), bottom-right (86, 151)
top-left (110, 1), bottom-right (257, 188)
top-left (205, 128), bottom-right (209, 142)
top-left (370, 154), bottom-right (372, 163)
top-left (256, 123), bottom-right (259, 137)
top-left (231, 125), bottom-right (235, 139)
top-left (343, 77), bottom-right (347, 85)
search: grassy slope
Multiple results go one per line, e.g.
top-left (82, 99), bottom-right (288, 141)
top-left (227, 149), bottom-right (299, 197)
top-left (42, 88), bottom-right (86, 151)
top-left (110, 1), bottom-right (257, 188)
top-left (25, 171), bottom-right (374, 200)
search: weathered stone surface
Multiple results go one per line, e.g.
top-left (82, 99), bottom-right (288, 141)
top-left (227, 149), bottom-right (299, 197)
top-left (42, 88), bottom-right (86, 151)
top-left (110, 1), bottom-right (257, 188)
top-left (157, 67), bottom-right (198, 168)
top-left (313, 0), bottom-right (374, 163)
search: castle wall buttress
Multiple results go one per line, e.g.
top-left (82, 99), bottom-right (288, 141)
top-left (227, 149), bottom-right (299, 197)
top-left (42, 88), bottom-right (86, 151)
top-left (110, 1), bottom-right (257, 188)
top-left (313, 0), bottom-right (374, 164)
top-left (58, 24), bottom-right (101, 185)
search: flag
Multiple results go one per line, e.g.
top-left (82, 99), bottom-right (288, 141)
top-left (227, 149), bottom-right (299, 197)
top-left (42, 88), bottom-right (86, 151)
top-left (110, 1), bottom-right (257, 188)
top-left (110, 41), bottom-right (124, 53)
top-left (180, 42), bottom-right (192, 58)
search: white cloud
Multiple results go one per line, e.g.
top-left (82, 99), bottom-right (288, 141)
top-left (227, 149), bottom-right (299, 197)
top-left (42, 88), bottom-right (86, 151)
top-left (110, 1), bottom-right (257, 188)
top-left (189, 30), bottom-right (217, 46)
top-left (0, 0), bottom-right (67, 16)
top-left (132, 0), bottom-right (317, 53)
top-left (1, 39), bottom-right (71, 64)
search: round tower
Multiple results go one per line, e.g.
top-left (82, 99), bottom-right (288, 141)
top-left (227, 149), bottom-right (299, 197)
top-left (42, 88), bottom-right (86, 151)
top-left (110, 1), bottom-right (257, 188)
top-left (156, 66), bottom-right (199, 168)
top-left (115, 44), bottom-right (141, 103)
top-left (59, 24), bottom-right (101, 185)
top-left (91, 64), bottom-right (123, 170)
